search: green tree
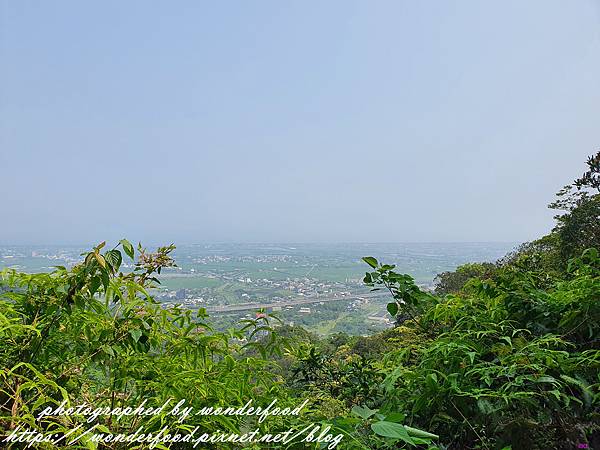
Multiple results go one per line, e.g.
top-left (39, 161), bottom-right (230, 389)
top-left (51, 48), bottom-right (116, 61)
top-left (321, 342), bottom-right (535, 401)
top-left (433, 262), bottom-right (497, 295)
top-left (550, 151), bottom-right (600, 265)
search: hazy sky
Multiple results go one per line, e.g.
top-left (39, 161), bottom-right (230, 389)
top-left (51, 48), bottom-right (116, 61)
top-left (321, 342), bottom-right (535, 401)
top-left (1, 1), bottom-right (599, 245)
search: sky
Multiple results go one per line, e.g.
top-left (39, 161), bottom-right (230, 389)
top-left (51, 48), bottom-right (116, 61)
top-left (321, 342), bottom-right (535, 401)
top-left (1, 1), bottom-right (599, 245)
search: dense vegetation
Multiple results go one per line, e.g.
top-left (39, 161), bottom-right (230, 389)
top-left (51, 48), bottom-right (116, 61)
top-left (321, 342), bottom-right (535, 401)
top-left (1, 153), bottom-right (598, 449)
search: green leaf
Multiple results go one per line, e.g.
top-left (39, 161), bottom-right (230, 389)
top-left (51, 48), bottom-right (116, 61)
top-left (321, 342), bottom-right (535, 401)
top-left (130, 329), bottom-right (142, 343)
top-left (351, 405), bottom-right (377, 420)
top-left (560, 375), bottom-right (593, 408)
top-left (549, 390), bottom-right (561, 401)
top-left (85, 252), bottom-right (95, 265)
top-left (404, 425), bottom-right (438, 440)
top-left (89, 276), bottom-right (101, 296)
top-left (466, 351), bottom-right (476, 364)
top-left (371, 421), bottom-right (414, 443)
top-left (477, 399), bottom-right (495, 415)
top-left (383, 412), bottom-right (405, 423)
top-left (387, 302), bottom-right (399, 317)
top-left (536, 376), bottom-right (557, 384)
top-left (120, 239), bottom-right (135, 259)
top-left (105, 250), bottom-right (122, 272)
top-left (100, 270), bottom-right (110, 290)
top-left (362, 256), bottom-right (378, 268)
top-left (95, 425), bottom-right (111, 433)
top-left (425, 373), bottom-right (438, 390)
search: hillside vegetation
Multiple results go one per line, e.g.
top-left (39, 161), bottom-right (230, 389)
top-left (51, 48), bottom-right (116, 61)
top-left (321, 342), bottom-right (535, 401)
top-left (1, 153), bottom-right (599, 449)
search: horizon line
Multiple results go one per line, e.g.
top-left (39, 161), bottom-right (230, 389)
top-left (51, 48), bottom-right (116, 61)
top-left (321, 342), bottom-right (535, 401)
top-left (0, 240), bottom-right (522, 247)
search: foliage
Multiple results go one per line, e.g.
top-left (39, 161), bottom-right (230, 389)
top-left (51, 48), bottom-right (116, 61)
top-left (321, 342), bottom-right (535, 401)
top-left (288, 150), bottom-right (600, 448)
top-left (0, 241), bottom-right (427, 449)
top-left (0, 241), bottom-right (312, 448)
top-left (352, 249), bottom-right (600, 449)
top-left (434, 262), bottom-right (498, 296)
top-left (362, 257), bottom-right (434, 332)
top-left (548, 151), bottom-right (600, 266)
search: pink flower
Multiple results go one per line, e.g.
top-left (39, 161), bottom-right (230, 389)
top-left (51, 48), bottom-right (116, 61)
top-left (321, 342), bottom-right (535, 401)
top-left (255, 312), bottom-right (267, 319)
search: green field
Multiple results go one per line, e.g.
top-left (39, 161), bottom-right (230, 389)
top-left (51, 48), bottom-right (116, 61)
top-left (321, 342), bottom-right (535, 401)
top-left (157, 276), bottom-right (223, 290)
